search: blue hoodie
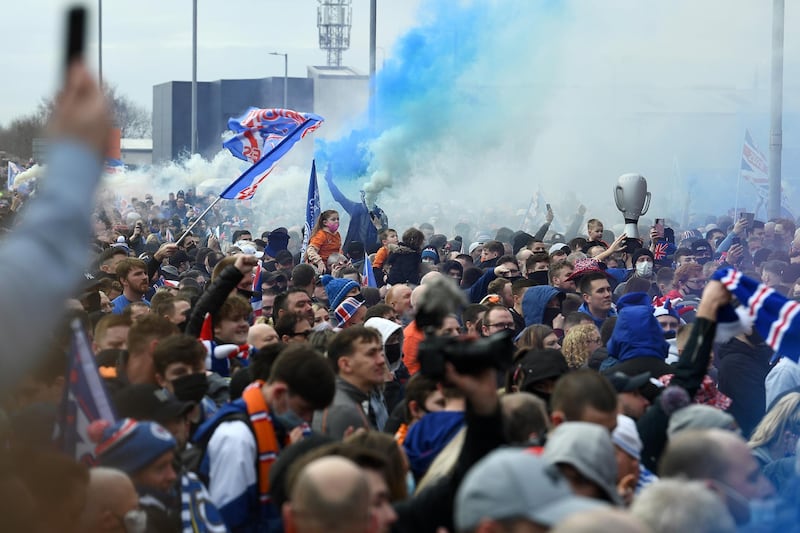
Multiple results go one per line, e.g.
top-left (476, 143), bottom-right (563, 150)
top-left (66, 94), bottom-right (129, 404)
top-left (522, 285), bottom-right (563, 327)
top-left (402, 410), bottom-right (464, 480)
top-left (606, 292), bottom-right (669, 362)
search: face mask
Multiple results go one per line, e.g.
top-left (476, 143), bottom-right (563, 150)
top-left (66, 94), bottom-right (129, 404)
top-left (696, 256), bottom-right (710, 265)
top-left (385, 343), bottom-right (402, 364)
top-left (663, 330), bottom-right (677, 339)
top-left (274, 408), bottom-right (306, 431)
top-left (351, 292), bottom-right (365, 303)
top-left (685, 286), bottom-right (704, 298)
top-left (171, 373), bottom-right (209, 403)
top-left (527, 271), bottom-right (550, 286)
top-left (121, 509), bottom-right (147, 533)
top-left (325, 222), bottom-right (339, 233)
top-left (542, 308), bottom-right (562, 328)
top-left (635, 261), bottom-right (653, 278)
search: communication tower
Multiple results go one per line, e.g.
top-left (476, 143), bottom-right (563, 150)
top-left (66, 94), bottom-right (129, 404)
top-left (317, 0), bottom-right (352, 67)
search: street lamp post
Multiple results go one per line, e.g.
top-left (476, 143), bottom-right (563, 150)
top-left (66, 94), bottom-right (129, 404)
top-left (98, 0), bottom-right (103, 85)
top-left (191, 0), bottom-right (198, 154)
top-left (269, 52), bottom-right (288, 109)
top-left (769, 0), bottom-right (784, 219)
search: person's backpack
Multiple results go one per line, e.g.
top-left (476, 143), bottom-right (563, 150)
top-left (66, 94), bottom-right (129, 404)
top-left (182, 410), bottom-right (255, 486)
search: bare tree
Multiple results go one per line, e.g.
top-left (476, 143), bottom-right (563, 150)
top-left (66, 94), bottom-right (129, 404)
top-left (0, 84), bottom-right (151, 161)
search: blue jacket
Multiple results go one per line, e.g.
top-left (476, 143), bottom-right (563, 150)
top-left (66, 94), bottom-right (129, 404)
top-left (606, 292), bottom-right (668, 362)
top-left (403, 411), bottom-right (465, 480)
top-left (522, 285), bottom-right (563, 327)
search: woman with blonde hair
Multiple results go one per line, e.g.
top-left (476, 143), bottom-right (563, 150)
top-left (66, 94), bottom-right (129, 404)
top-left (560, 323), bottom-right (602, 369)
top-left (749, 392), bottom-right (800, 468)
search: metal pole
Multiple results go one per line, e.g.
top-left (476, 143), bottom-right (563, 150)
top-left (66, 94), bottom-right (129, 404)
top-left (98, 0), bottom-right (103, 86)
top-left (176, 196), bottom-right (221, 245)
top-left (283, 53), bottom-right (288, 109)
top-left (369, 0), bottom-right (376, 127)
top-left (769, 0), bottom-right (784, 220)
top-left (191, 0), bottom-right (198, 154)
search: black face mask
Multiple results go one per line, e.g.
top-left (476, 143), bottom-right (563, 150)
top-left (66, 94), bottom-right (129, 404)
top-left (542, 308), bottom-right (562, 328)
top-left (352, 292), bottom-right (365, 304)
top-left (663, 330), bottom-right (677, 339)
top-left (172, 373), bottom-right (209, 403)
top-left (527, 271), bottom-right (550, 286)
top-left (384, 343), bottom-right (402, 364)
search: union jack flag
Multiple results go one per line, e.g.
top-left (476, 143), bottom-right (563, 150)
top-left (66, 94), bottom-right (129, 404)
top-left (221, 108), bottom-right (323, 200)
top-left (653, 241), bottom-right (670, 261)
top-left (59, 320), bottom-right (117, 465)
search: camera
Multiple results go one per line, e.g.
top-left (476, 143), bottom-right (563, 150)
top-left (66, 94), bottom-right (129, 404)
top-left (414, 275), bottom-right (515, 380)
top-left (418, 330), bottom-right (515, 380)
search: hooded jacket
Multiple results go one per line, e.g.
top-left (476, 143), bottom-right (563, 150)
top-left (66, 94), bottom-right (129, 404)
top-left (716, 335), bottom-right (773, 438)
top-left (403, 410), bottom-right (465, 481)
top-left (607, 292), bottom-right (669, 363)
top-left (386, 243), bottom-right (422, 285)
top-left (521, 285), bottom-right (563, 327)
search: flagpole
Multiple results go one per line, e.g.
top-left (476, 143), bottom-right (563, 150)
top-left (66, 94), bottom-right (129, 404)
top-left (734, 136), bottom-right (743, 221)
top-left (176, 196), bottom-right (222, 245)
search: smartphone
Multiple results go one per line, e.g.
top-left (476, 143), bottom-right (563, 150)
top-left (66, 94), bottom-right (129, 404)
top-left (546, 203), bottom-right (552, 212)
top-left (731, 236), bottom-right (741, 246)
top-left (64, 7), bottom-right (86, 78)
top-left (654, 218), bottom-right (665, 238)
top-left (739, 212), bottom-right (754, 238)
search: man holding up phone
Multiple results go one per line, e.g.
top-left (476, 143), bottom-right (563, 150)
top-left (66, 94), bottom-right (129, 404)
top-left (0, 45), bottom-right (111, 387)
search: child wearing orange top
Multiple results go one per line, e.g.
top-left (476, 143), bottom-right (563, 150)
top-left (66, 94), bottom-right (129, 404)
top-left (305, 209), bottom-right (342, 273)
top-left (372, 228), bottom-right (398, 269)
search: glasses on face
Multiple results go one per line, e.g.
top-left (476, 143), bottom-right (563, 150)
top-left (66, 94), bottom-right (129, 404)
top-left (290, 330), bottom-right (312, 339)
top-left (486, 322), bottom-right (514, 330)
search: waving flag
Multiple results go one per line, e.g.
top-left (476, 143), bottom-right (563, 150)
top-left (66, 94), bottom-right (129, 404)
top-left (6, 161), bottom-right (21, 190)
top-left (301, 160), bottom-right (321, 258)
top-left (740, 130), bottom-right (794, 217)
top-left (362, 254), bottom-right (377, 288)
top-left (740, 130), bottom-right (769, 199)
top-left (221, 108), bottom-right (323, 200)
top-left (712, 267), bottom-right (800, 361)
top-left (60, 320), bottom-right (117, 465)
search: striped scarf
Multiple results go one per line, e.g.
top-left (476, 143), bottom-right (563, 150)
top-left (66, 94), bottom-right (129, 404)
top-left (242, 381), bottom-right (282, 504)
top-left (180, 472), bottom-right (227, 533)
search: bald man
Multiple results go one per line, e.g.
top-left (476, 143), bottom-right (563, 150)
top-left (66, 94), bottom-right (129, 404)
top-left (248, 323), bottom-right (280, 349)
top-left (385, 284), bottom-right (412, 320)
top-left (80, 467), bottom-right (142, 533)
top-left (283, 456), bottom-right (375, 533)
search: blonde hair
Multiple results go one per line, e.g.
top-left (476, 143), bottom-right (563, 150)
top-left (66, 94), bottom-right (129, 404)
top-left (749, 392), bottom-right (800, 450)
top-left (561, 323), bottom-right (599, 369)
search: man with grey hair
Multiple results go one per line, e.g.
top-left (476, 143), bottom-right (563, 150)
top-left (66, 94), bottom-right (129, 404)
top-left (631, 479), bottom-right (735, 533)
top-left (282, 456), bottom-right (375, 533)
top-left (659, 429), bottom-right (775, 526)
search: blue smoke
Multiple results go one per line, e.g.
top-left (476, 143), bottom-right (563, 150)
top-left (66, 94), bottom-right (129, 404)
top-left (315, 0), bottom-right (563, 184)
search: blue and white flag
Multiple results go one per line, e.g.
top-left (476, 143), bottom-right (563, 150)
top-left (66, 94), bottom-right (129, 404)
top-left (301, 160), bottom-right (321, 258)
top-left (221, 108), bottom-right (323, 200)
top-left (740, 130), bottom-right (794, 217)
top-left (7, 161), bottom-right (21, 190)
top-left (712, 267), bottom-right (800, 361)
top-left (60, 320), bottom-right (117, 465)
top-left (740, 130), bottom-right (769, 198)
top-left (362, 254), bottom-right (377, 288)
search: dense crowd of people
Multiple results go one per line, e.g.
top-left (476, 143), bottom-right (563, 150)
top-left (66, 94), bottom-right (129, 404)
top-left (6, 59), bottom-right (800, 533)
